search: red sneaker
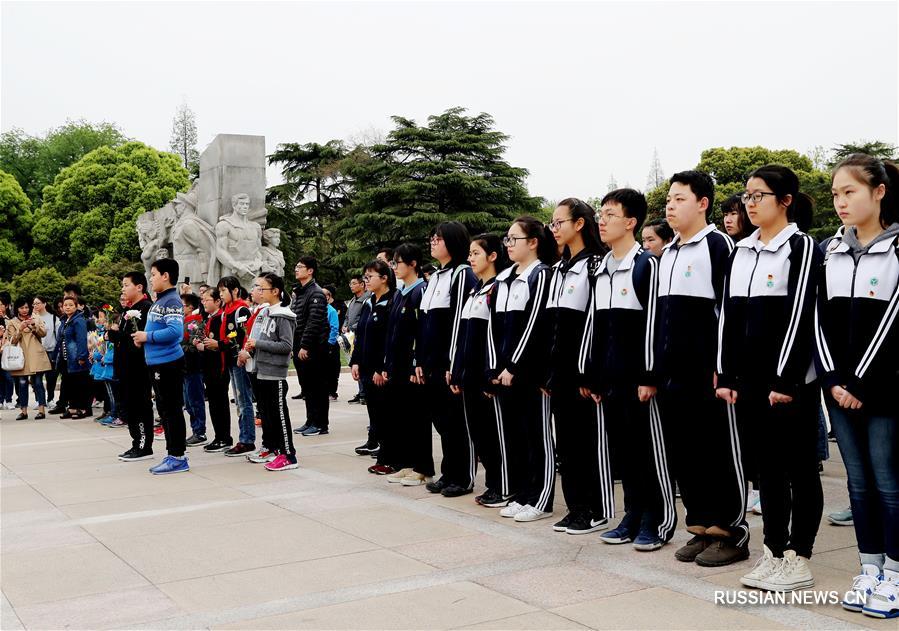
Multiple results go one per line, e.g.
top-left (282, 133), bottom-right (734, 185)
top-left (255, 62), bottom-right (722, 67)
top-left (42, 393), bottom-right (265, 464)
top-left (265, 454), bottom-right (298, 471)
top-left (368, 464), bottom-right (396, 475)
top-left (153, 425), bottom-right (164, 436)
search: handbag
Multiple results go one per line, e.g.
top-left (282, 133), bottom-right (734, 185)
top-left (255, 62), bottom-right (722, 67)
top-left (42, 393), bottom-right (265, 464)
top-left (1, 343), bottom-right (25, 372)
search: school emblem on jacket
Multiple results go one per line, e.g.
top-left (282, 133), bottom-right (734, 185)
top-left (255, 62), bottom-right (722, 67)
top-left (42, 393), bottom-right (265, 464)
top-left (684, 265), bottom-right (693, 278)
top-left (567, 284), bottom-right (575, 294)
top-left (767, 274), bottom-right (775, 288)
top-left (620, 288), bottom-right (628, 296)
top-left (870, 277), bottom-right (879, 286)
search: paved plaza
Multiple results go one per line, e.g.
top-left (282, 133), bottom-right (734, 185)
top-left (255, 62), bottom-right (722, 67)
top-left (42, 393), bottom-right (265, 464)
top-left (0, 376), bottom-right (892, 630)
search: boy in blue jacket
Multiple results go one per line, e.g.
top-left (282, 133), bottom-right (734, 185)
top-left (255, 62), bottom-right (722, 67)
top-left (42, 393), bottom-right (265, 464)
top-left (132, 258), bottom-right (188, 474)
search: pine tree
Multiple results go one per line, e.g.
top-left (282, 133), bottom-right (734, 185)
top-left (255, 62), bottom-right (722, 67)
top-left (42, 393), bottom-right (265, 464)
top-left (607, 173), bottom-right (618, 192)
top-left (169, 102), bottom-right (199, 175)
top-left (646, 148), bottom-right (665, 190)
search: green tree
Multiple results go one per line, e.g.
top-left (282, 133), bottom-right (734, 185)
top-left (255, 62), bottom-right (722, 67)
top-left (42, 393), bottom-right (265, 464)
top-left (0, 120), bottom-right (126, 205)
top-left (0, 169), bottom-right (34, 278)
top-left (70, 259), bottom-right (138, 306)
top-left (0, 266), bottom-right (67, 301)
top-left (829, 140), bottom-right (897, 166)
top-left (339, 107), bottom-right (540, 266)
top-left (31, 142), bottom-right (189, 275)
top-left (169, 102), bottom-right (200, 176)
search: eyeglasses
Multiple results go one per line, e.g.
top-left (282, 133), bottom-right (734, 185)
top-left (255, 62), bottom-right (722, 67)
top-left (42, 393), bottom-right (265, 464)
top-left (741, 191), bottom-right (777, 205)
top-left (547, 218), bottom-right (573, 232)
top-left (596, 211), bottom-right (624, 223)
top-left (363, 275), bottom-right (382, 281)
top-left (294, 264), bottom-right (307, 270)
top-left (502, 235), bottom-right (528, 247)
top-left (389, 260), bottom-right (398, 269)
top-left (430, 235), bottom-right (444, 244)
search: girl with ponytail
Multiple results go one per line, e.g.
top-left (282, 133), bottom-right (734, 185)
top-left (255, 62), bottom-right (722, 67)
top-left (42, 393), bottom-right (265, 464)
top-left (816, 154), bottom-right (899, 618)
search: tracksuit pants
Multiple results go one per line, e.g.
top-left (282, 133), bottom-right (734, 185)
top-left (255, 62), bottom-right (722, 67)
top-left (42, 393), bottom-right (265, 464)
top-left (150, 358), bottom-right (186, 458)
top-left (498, 384), bottom-right (555, 512)
top-left (738, 382), bottom-right (823, 558)
top-left (119, 367), bottom-right (154, 453)
top-left (204, 367), bottom-right (232, 445)
top-left (255, 378), bottom-right (295, 458)
top-left (388, 379), bottom-right (433, 476)
top-left (298, 345), bottom-right (330, 430)
top-left (659, 383), bottom-right (748, 545)
top-left (428, 380), bottom-right (475, 489)
top-left (603, 391), bottom-right (677, 541)
top-left (464, 388), bottom-right (508, 496)
top-left (553, 386), bottom-right (608, 519)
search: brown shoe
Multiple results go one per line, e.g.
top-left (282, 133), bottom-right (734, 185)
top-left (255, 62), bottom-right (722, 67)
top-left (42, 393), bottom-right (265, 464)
top-left (695, 538), bottom-right (750, 567)
top-left (224, 442), bottom-right (256, 457)
top-left (675, 535), bottom-right (711, 562)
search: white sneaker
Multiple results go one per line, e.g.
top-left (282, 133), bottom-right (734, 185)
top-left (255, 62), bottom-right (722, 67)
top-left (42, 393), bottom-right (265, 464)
top-left (29, 401), bottom-right (39, 410)
top-left (400, 472), bottom-right (431, 486)
top-left (46, 399), bottom-right (55, 407)
top-left (756, 550), bottom-right (814, 592)
top-left (843, 564), bottom-right (881, 612)
top-left (499, 501), bottom-right (524, 518)
top-left (745, 489), bottom-right (760, 512)
top-left (387, 467), bottom-right (413, 483)
top-left (514, 505), bottom-right (554, 522)
top-left (740, 545), bottom-right (784, 588)
top-left (864, 568), bottom-right (899, 619)
top-left (3, 402), bottom-right (15, 410)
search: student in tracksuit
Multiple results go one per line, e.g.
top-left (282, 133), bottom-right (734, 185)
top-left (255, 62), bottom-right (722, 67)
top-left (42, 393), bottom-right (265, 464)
top-left (717, 166), bottom-right (823, 591)
top-left (196, 289), bottom-right (233, 453)
top-left (382, 244), bottom-right (430, 486)
top-left (450, 233), bottom-right (511, 507)
top-left (817, 154), bottom-right (899, 618)
top-left (543, 198), bottom-right (609, 535)
top-left (241, 273), bottom-right (299, 472)
top-left (581, 189), bottom-right (676, 551)
top-left (418, 222), bottom-right (479, 497)
top-left (488, 217), bottom-right (558, 523)
top-left (657, 171), bottom-right (748, 567)
top-left (351, 260), bottom-right (396, 471)
top-left (217, 276), bottom-right (256, 457)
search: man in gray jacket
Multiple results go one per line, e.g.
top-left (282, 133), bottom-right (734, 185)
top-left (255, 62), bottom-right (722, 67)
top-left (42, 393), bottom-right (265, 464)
top-left (343, 274), bottom-right (371, 404)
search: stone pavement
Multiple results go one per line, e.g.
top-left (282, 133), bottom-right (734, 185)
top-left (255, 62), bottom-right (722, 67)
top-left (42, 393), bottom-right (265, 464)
top-left (0, 377), bottom-right (891, 630)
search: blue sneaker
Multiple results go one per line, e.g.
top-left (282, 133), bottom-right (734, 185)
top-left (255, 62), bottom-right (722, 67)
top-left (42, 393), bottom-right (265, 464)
top-left (96, 414), bottom-right (113, 424)
top-left (632, 528), bottom-right (664, 551)
top-left (149, 455), bottom-right (189, 475)
top-left (600, 524), bottom-right (637, 545)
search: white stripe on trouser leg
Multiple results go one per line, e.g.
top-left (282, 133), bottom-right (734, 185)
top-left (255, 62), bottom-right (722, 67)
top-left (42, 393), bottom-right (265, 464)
top-left (596, 403), bottom-right (615, 519)
top-left (648, 398), bottom-right (675, 540)
top-left (278, 380), bottom-right (289, 454)
top-left (493, 397), bottom-right (509, 496)
top-left (726, 403), bottom-right (748, 546)
top-left (534, 393), bottom-right (554, 512)
top-left (461, 392), bottom-right (476, 488)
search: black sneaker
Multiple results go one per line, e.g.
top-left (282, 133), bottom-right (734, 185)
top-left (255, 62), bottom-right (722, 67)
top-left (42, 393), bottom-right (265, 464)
top-left (478, 491), bottom-right (512, 508)
top-left (553, 513), bottom-right (574, 532)
top-left (291, 393), bottom-right (305, 400)
top-left (48, 405), bottom-right (65, 415)
top-left (224, 442), bottom-right (256, 457)
top-left (118, 448), bottom-right (153, 462)
top-left (348, 395), bottom-right (362, 404)
top-left (204, 439), bottom-right (232, 453)
top-left (425, 478), bottom-right (448, 494)
top-left (294, 423), bottom-right (310, 434)
top-left (359, 398), bottom-right (367, 406)
top-left (186, 434), bottom-right (208, 447)
top-left (566, 515), bottom-right (609, 535)
top-left (441, 484), bottom-right (473, 498)
top-left (355, 442), bottom-right (378, 456)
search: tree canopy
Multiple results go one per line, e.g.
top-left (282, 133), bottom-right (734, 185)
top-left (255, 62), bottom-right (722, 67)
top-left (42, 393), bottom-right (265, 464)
top-left (0, 169), bottom-right (34, 278)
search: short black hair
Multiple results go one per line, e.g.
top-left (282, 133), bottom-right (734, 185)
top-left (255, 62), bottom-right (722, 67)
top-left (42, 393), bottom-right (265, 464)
top-left (123, 271), bottom-right (148, 293)
top-left (670, 170), bottom-right (715, 219)
top-left (350, 274), bottom-right (364, 283)
top-left (601, 188), bottom-right (648, 235)
top-left (13, 297), bottom-right (32, 315)
top-left (298, 256), bottom-right (317, 276)
top-left (180, 293), bottom-right (201, 310)
top-left (644, 218), bottom-right (674, 242)
top-left (63, 282), bottom-right (82, 296)
top-left (394, 243), bottom-right (422, 275)
top-left (151, 258), bottom-right (180, 286)
top-left (377, 247), bottom-right (394, 260)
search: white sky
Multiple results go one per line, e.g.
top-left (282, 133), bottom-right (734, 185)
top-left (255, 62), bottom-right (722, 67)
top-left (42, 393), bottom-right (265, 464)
top-left (2, 0), bottom-right (898, 201)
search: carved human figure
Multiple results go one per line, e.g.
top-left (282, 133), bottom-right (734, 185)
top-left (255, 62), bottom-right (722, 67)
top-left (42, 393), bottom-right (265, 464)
top-left (137, 215), bottom-right (162, 277)
top-left (171, 188), bottom-right (217, 287)
top-left (260, 228), bottom-right (285, 277)
top-left (215, 192), bottom-right (263, 289)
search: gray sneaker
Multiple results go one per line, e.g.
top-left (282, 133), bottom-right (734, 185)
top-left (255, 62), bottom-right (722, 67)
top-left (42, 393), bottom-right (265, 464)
top-left (186, 434), bottom-right (208, 447)
top-left (828, 507), bottom-right (853, 526)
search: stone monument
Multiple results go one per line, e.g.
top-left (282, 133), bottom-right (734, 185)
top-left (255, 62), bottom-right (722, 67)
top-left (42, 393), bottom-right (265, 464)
top-left (136, 134), bottom-right (280, 291)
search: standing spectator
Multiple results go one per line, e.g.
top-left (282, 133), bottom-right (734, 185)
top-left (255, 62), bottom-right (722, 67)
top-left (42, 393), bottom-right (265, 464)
top-left (217, 276), bottom-right (256, 456)
top-left (133, 258), bottom-right (188, 475)
top-left (0, 295), bottom-right (16, 410)
top-left (641, 218), bottom-right (674, 258)
top-left (6, 297), bottom-right (51, 420)
top-left (31, 296), bottom-right (59, 408)
top-left (113, 274), bottom-right (155, 460)
top-left (345, 274), bottom-right (371, 404)
top-left (55, 296), bottom-right (90, 418)
top-left (181, 293), bottom-right (207, 446)
top-left (322, 287), bottom-right (341, 401)
top-left (88, 309), bottom-right (115, 422)
top-left (290, 257), bottom-right (330, 436)
top-left (196, 289), bottom-right (233, 452)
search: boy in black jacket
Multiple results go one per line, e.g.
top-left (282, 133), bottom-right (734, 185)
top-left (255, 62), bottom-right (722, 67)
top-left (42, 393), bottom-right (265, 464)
top-left (290, 256), bottom-right (330, 435)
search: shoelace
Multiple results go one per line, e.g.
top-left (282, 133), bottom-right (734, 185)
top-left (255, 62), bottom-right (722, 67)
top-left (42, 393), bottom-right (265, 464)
top-left (750, 555), bottom-right (784, 577)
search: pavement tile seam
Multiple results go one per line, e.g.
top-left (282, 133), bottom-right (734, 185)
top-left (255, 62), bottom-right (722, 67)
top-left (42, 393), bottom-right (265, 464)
top-left (0, 590), bottom-right (25, 631)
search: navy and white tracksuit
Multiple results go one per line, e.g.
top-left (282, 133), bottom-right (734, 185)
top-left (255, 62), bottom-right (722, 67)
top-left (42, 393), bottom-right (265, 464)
top-left (487, 259), bottom-right (555, 512)
top-left (383, 278), bottom-right (430, 475)
top-left (718, 224), bottom-right (823, 558)
top-left (350, 289), bottom-right (395, 464)
top-left (419, 264), bottom-right (479, 489)
top-left (581, 243), bottom-right (676, 542)
top-left (656, 224), bottom-right (748, 542)
top-left (451, 277), bottom-right (507, 496)
top-left (816, 223), bottom-right (899, 565)
top-left (546, 251), bottom-right (608, 521)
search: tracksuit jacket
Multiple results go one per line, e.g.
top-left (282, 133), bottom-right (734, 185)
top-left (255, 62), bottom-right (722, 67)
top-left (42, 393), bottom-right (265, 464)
top-left (350, 290), bottom-right (395, 378)
top-left (418, 264), bottom-right (477, 380)
top-left (450, 278), bottom-right (497, 388)
top-left (383, 278), bottom-right (426, 380)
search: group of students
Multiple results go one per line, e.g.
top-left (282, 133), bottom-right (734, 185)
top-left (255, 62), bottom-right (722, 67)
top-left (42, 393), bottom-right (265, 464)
top-left (347, 153), bottom-right (897, 618)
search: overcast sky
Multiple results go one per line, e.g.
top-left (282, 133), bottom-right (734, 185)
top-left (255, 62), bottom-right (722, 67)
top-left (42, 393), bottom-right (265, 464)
top-left (3, 0), bottom-right (897, 201)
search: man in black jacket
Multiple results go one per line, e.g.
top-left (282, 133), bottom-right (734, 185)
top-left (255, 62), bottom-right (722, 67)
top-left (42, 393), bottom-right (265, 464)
top-left (290, 257), bottom-right (330, 435)
top-left (110, 272), bottom-right (155, 461)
